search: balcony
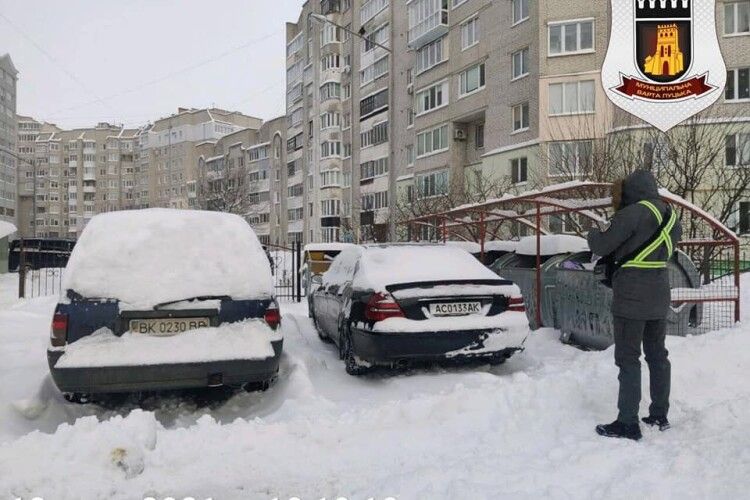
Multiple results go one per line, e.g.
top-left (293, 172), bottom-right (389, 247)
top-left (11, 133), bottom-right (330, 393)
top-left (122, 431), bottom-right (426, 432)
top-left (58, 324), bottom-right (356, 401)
top-left (83, 185), bottom-right (96, 193)
top-left (68, 185), bottom-right (77, 193)
top-left (407, 0), bottom-right (448, 49)
top-left (320, 0), bottom-right (340, 15)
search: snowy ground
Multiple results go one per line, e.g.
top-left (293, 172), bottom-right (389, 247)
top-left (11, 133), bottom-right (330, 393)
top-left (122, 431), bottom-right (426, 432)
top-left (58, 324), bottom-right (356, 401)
top-left (0, 274), bottom-right (749, 499)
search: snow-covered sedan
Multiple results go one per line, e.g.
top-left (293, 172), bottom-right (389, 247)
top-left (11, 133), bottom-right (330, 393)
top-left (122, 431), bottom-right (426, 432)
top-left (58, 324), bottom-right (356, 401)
top-left (310, 244), bottom-right (529, 375)
top-left (47, 209), bottom-right (282, 401)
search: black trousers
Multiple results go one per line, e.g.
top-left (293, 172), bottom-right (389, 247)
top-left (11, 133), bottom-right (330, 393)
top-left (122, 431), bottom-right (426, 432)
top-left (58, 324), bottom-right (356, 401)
top-left (613, 316), bottom-right (671, 424)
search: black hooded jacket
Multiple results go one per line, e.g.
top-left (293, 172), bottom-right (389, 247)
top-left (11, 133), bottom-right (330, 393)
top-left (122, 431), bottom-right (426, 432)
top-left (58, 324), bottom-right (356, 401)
top-left (587, 170), bottom-right (682, 320)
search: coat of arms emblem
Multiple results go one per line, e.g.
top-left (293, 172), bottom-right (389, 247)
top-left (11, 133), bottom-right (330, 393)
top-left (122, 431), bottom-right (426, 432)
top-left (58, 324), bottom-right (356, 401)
top-left (602, 0), bottom-right (726, 131)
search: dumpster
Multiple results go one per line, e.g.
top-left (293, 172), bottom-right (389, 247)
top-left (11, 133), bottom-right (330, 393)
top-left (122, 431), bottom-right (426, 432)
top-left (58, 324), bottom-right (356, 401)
top-left (550, 249), bottom-right (703, 350)
top-left (490, 235), bottom-right (588, 329)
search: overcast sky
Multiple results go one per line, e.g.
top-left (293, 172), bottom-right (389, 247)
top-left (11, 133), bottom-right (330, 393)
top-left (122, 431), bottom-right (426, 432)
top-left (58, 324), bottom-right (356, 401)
top-left (0, 0), bottom-right (306, 129)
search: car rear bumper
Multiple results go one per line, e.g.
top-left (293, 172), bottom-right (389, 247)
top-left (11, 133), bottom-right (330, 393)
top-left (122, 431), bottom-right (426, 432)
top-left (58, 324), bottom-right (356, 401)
top-left (47, 340), bottom-right (282, 394)
top-left (350, 326), bottom-right (527, 365)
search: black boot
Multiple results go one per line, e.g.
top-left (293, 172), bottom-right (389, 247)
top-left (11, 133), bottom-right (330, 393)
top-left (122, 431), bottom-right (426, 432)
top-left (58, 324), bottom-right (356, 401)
top-left (642, 415), bottom-right (670, 431)
top-left (595, 420), bottom-right (642, 441)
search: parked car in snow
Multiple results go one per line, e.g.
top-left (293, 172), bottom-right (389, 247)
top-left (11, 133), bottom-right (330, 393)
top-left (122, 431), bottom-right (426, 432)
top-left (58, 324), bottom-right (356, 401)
top-left (47, 209), bottom-right (283, 401)
top-left (310, 244), bottom-right (529, 375)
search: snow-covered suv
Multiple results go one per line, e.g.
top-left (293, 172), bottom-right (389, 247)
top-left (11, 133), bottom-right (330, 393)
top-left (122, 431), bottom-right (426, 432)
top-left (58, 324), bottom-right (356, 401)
top-left (310, 244), bottom-right (529, 374)
top-left (47, 209), bottom-right (282, 401)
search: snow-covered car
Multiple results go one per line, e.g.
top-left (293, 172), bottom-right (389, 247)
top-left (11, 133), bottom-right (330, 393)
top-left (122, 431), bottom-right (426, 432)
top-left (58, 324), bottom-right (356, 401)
top-left (47, 209), bottom-right (282, 401)
top-left (310, 244), bottom-right (529, 375)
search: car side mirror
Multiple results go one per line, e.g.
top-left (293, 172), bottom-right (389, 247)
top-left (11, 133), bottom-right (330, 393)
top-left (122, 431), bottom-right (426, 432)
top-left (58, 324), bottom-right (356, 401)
top-left (311, 274), bottom-right (323, 285)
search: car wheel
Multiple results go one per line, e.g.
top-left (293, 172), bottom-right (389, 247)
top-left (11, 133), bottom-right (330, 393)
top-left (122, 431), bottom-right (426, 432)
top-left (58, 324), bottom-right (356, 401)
top-left (63, 392), bottom-right (91, 404)
top-left (341, 325), bottom-right (369, 376)
top-left (244, 379), bottom-right (272, 392)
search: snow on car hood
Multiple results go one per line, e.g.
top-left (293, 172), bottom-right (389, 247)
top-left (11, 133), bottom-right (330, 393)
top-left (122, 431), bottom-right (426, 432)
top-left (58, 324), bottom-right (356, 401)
top-left (61, 209), bottom-right (273, 309)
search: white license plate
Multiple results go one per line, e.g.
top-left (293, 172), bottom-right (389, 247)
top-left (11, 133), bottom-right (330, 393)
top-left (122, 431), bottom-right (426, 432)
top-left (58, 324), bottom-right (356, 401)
top-left (130, 317), bottom-right (210, 336)
top-left (429, 302), bottom-right (482, 316)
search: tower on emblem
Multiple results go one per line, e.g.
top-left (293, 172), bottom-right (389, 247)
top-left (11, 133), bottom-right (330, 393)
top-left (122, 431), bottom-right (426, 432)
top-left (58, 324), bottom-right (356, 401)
top-left (643, 24), bottom-right (684, 77)
top-left (635, 0), bottom-right (692, 83)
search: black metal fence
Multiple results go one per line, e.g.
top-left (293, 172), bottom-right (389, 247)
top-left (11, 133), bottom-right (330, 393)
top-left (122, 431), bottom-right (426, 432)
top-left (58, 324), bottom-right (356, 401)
top-left (266, 241), bottom-right (303, 302)
top-left (13, 238), bottom-right (74, 298)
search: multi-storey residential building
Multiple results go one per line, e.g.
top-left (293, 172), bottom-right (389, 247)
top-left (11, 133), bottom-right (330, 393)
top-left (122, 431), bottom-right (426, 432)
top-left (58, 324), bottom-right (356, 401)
top-left (196, 116), bottom-right (287, 245)
top-left (0, 54), bottom-right (18, 229)
top-left (139, 107), bottom-right (262, 210)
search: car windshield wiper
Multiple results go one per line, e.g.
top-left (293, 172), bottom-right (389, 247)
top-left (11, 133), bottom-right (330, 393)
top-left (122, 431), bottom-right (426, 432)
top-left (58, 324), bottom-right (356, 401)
top-left (152, 295), bottom-right (231, 310)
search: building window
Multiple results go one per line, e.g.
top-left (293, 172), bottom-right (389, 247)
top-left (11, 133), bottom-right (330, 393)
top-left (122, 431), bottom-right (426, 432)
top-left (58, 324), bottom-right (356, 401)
top-left (360, 55), bottom-right (389, 86)
top-left (415, 79), bottom-right (448, 115)
top-left (511, 157), bottom-right (528, 184)
top-left (361, 0), bottom-right (389, 25)
top-left (359, 88), bottom-right (389, 119)
top-left (360, 121), bottom-right (389, 148)
top-left (415, 36), bottom-right (447, 75)
top-left (726, 68), bottom-right (750, 101)
top-left (511, 47), bottom-right (529, 79)
top-left (461, 15), bottom-right (480, 49)
top-left (475, 124), bottom-right (484, 148)
top-left (321, 53), bottom-right (341, 72)
top-left (512, 102), bottom-right (530, 132)
top-left (363, 22), bottom-right (390, 52)
top-left (320, 81), bottom-right (341, 101)
top-left (459, 62), bottom-right (485, 96)
top-left (321, 141), bottom-right (343, 158)
top-left (726, 133), bottom-right (750, 167)
top-left (320, 169), bottom-right (342, 187)
top-left (738, 201), bottom-right (750, 234)
top-left (406, 144), bottom-right (415, 166)
top-left (512, 0), bottom-right (529, 25)
top-left (549, 20), bottom-right (594, 55)
top-left (320, 24), bottom-right (341, 46)
top-left (416, 169), bottom-right (449, 198)
top-left (360, 157), bottom-right (389, 181)
top-left (361, 190), bottom-right (389, 210)
top-left (725, 2), bottom-right (750, 35)
top-left (548, 141), bottom-right (593, 176)
top-left (320, 112), bottom-right (341, 130)
top-left (417, 124), bottom-right (449, 157)
top-left (549, 80), bottom-right (596, 115)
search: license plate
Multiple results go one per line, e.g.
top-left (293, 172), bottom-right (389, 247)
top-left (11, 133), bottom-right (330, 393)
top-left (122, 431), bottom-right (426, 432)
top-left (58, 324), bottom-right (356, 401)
top-left (129, 317), bottom-right (210, 336)
top-left (429, 302), bottom-right (482, 316)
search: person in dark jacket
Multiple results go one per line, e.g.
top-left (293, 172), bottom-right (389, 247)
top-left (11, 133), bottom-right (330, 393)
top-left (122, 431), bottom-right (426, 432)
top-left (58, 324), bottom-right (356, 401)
top-left (587, 170), bottom-right (682, 441)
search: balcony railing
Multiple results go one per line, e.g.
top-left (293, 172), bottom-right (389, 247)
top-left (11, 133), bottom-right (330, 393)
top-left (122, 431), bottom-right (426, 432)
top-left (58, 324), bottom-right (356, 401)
top-left (408, 0), bottom-right (448, 48)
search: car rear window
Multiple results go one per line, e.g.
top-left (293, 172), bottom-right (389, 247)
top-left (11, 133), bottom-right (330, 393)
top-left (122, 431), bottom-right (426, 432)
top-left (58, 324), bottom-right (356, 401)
top-left (62, 209), bottom-right (273, 308)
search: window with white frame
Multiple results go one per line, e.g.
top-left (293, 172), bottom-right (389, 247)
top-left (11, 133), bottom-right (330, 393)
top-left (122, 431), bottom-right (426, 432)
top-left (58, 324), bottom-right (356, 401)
top-left (512, 0), bottom-right (529, 25)
top-left (459, 62), bottom-right (485, 95)
top-left (416, 169), bottom-right (449, 198)
top-left (320, 24), bottom-right (341, 46)
top-left (549, 20), bottom-right (594, 55)
top-left (726, 133), bottom-right (750, 167)
top-left (511, 157), bottom-right (528, 184)
top-left (417, 124), bottom-right (449, 157)
top-left (360, 121), bottom-right (389, 148)
top-left (415, 79), bottom-right (448, 115)
top-left (320, 81), bottom-right (341, 101)
top-left (321, 141), bottom-right (342, 158)
top-left (361, 0), bottom-right (389, 25)
top-left (320, 111), bottom-right (341, 130)
top-left (415, 36), bottom-right (447, 75)
top-left (406, 144), bottom-right (415, 166)
top-left (344, 143), bottom-right (352, 158)
top-left (359, 88), bottom-right (389, 119)
top-left (320, 169), bottom-right (342, 187)
top-left (512, 102), bottom-right (530, 132)
top-left (287, 32), bottom-right (304, 57)
top-left (725, 2), bottom-right (750, 35)
top-left (360, 55), bottom-right (389, 86)
top-left (322, 227), bottom-right (340, 243)
top-left (321, 53), bottom-right (341, 72)
top-left (511, 47), bottom-right (529, 79)
top-left (361, 190), bottom-right (389, 210)
top-left (726, 68), bottom-right (750, 101)
top-left (549, 80), bottom-right (596, 115)
top-left (548, 141), bottom-right (593, 176)
top-left (360, 157), bottom-right (389, 181)
top-left (363, 22), bottom-right (390, 52)
top-left (461, 15), bottom-right (480, 49)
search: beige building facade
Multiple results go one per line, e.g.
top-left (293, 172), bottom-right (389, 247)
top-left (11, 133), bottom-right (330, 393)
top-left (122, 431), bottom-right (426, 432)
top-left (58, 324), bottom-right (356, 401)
top-left (0, 54), bottom-right (18, 228)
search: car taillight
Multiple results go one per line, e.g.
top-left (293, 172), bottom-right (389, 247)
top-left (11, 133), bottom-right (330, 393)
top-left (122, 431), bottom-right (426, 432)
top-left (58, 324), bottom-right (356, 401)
top-left (365, 292), bottom-right (405, 322)
top-left (50, 313), bottom-right (68, 347)
top-left (508, 296), bottom-right (525, 312)
top-left (264, 304), bottom-right (281, 330)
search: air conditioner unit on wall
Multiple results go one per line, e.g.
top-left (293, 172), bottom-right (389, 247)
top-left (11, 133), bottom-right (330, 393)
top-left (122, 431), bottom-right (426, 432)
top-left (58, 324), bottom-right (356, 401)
top-left (453, 129), bottom-right (466, 141)
top-left (406, 83), bottom-right (413, 95)
top-left (343, 65), bottom-right (351, 74)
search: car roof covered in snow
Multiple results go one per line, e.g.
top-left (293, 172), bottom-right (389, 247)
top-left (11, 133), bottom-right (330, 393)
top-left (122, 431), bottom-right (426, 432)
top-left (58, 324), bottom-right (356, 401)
top-left (515, 235), bottom-right (589, 256)
top-left (352, 245), bottom-right (503, 292)
top-left (484, 240), bottom-right (520, 252)
top-left (62, 209), bottom-right (273, 308)
top-left (444, 241), bottom-right (481, 254)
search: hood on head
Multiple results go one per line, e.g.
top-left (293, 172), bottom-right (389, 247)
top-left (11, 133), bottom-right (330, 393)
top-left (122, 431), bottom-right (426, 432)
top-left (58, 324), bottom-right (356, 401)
top-left (620, 169), bottom-right (659, 207)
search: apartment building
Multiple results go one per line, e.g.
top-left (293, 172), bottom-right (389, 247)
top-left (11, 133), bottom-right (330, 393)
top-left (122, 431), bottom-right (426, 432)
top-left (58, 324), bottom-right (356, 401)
top-left (197, 116), bottom-right (287, 245)
top-left (0, 54), bottom-right (18, 228)
top-left (138, 107), bottom-right (262, 210)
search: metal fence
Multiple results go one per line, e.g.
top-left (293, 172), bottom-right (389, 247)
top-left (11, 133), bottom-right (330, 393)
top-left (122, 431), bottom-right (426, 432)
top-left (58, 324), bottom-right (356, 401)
top-left (266, 241), bottom-right (303, 302)
top-left (14, 238), bottom-right (74, 298)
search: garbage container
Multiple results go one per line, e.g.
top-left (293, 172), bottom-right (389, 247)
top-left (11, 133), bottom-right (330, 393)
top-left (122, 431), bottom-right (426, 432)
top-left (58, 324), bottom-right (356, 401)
top-left (554, 249), bottom-right (702, 350)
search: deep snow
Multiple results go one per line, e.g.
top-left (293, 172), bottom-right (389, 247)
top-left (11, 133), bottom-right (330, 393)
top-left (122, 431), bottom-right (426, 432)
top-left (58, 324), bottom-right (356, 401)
top-left (0, 274), bottom-right (749, 499)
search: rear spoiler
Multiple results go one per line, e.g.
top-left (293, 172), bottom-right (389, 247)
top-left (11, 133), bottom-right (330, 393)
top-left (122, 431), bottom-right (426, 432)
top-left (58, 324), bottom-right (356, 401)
top-left (385, 279), bottom-right (514, 294)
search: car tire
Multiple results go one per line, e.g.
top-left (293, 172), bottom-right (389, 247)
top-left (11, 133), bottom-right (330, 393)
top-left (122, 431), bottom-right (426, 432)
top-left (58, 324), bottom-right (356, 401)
top-left (341, 325), bottom-right (369, 376)
top-left (244, 379), bottom-right (272, 392)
